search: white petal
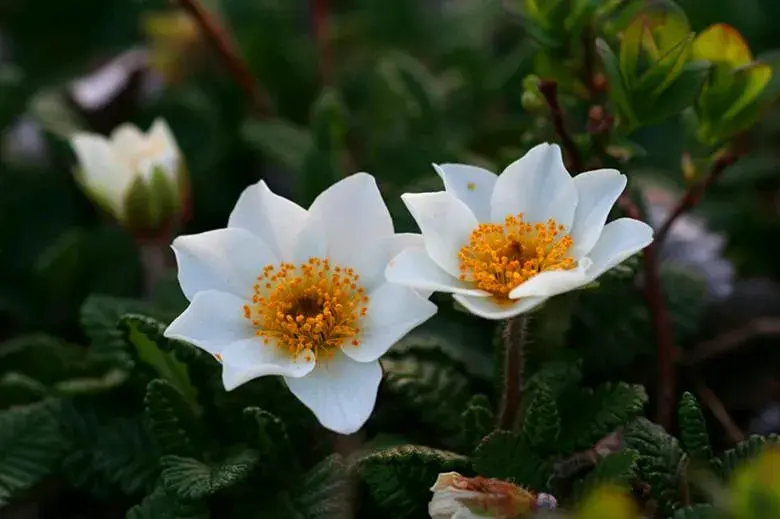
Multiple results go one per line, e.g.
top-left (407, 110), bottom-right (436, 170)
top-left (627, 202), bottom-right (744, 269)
top-left (401, 191), bottom-right (479, 277)
top-left (342, 282), bottom-right (437, 363)
top-left (147, 118), bottom-right (181, 182)
top-left (508, 259), bottom-right (592, 299)
top-left (164, 290), bottom-right (254, 355)
top-left (491, 143), bottom-right (578, 230)
top-left (109, 123), bottom-right (146, 158)
top-left (389, 233), bottom-right (424, 258)
top-left (385, 246), bottom-right (489, 296)
top-left (148, 118), bottom-right (179, 153)
top-left (227, 180), bottom-right (308, 260)
top-left (285, 350), bottom-right (382, 434)
top-left (221, 337), bottom-right (315, 390)
top-left (307, 173), bottom-right (395, 289)
top-left (569, 169), bottom-right (627, 257)
top-left (291, 213), bottom-right (328, 264)
top-left (433, 163), bottom-right (497, 222)
top-left (171, 227), bottom-right (279, 301)
top-left (70, 133), bottom-right (134, 214)
top-left (453, 293), bottom-right (547, 320)
top-left (586, 218), bottom-right (654, 281)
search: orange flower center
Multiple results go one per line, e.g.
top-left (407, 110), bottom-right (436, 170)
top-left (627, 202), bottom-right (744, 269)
top-left (457, 214), bottom-right (576, 301)
top-left (242, 258), bottom-right (368, 362)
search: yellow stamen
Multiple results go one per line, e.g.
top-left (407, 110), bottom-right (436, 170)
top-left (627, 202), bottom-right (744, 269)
top-left (457, 213), bottom-right (576, 302)
top-left (242, 257), bottom-right (369, 361)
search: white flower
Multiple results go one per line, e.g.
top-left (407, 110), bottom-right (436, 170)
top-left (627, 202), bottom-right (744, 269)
top-left (386, 143), bottom-right (654, 320)
top-left (164, 173), bottom-right (437, 434)
top-left (69, 118), bottom-right (185, 231)
top-left (428, 472), bottom-right (547, 518)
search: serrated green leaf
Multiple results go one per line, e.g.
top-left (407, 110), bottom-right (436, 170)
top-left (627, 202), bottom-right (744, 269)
top-left (146, 379), bottom-right (201, 457)
top-left (122, 314), bottom-right (199, 412)
top-left (382, 355), bottom-right (471, 438)
top-left (127, 485), bottom-right (210, 519)
top-left (523, 382), bottom-right (560, 452)
top-left (0, 401), bottom-right (63, 505)
top-left (574, 449), bottom-right (639, 499)
top-left (80, 295), bottom-right (151, 365)
top-left (282, 454), bottom-right (349, 519)
top-left (718, 434), bottom-right (780, 481)
top-left (678, 392), bottom-right (714, 467)
top-left (161, 450), bottom-right (259, 501)
top-left (461, 394), bottom-right (494, 453)
top-left (472, 431), bottom-right (548, 490)
top-left (357, 445), bottom-right (470, 518)
top-left (624, 418), bottom-right (687, 516)
top-left (243, 407), bottom-right (297, 472)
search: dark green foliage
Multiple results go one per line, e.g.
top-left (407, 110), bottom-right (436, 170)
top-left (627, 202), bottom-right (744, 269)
top-left (242, 407), bottom-right (298, 472)
top-left (678, 392), bottom-right (714, 467)
top-left (145, 379), bottom-right (200, 458)
top-left (624, 418), bottom-right (688, 516)
top-left (557, 382), bottom-right (648, 452)
top-left (160, 450), bottom-right (260, 501)
top-left (356, 445), bottom-right (470, 518)
top-left (381, 354), bottom-right (471, 438)
top-left (80, 295), bottom-right (153, 366)
top-left (717, 434), bottom-right (780, 481)
top-left (523, 382), bottom-right (561, 452)
top-left (573, 449), bottom-right (640, 500)
top-left (670, 504), bottom-right (719, 519)
top-left (460, 394), bottom-right (495, 452)
top-left (267, 454), bottom-right (350, 519)
top-left (126, 485), bottom-right (210, 519)
top-left (0, 400), bottom-right (63, 505)
top-left (472, 430), bottom-right (548, 490)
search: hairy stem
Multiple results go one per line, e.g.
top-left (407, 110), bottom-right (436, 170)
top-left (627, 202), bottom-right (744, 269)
top-left (178, 0), bottom-right (273, 116)
top-left (497, 315), bottom-right (529, 430)
top-left (139, 240), bottom-right (170, 300)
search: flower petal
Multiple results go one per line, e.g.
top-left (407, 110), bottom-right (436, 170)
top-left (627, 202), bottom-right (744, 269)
top-left (385, 246), bottom-right (489, 296)
top-left (342, 282), bottom-right (437, 363)
top-left (433, 163), bottom-right (497, 222)
top-left (227, 180), bottom-right (309, 261)
top-left (307, 173), bottom-right (394, 289)
top-left (164, 290), bottom-right (254, 355)
top-left (569, 169), bottom-right (627, 257)
top-left (221, 337), bottom-right (315, 390)
top-left (586, 218), bottom-right (654, 281)
top-left (109, 123), bottom-right (146, 159)
top-left (171, 227), bottom-right (279, 301)
top-left (453, 293), bottom-right (547, 320)
top-left (284, 350), bottom-right (382, 434)
top-left (389, 233), bottom-right (424, 258)
top-left (401, 191), bottom-right (479, 277)
top-left (70, 133), bottom-right (134, 215)
top-left (490, 143), bottom-right (578, 229)
top-left (508, 259), bottom-right (592, 299)
top-left (147, 118), bottom-right (182, 182)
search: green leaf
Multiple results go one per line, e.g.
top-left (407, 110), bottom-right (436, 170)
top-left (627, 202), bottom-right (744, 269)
top-left (472, 431), bottom-right (548, 490)
top-left (80, 295), bottom-right (151, 365)
top-left (523, 382), bottom-right (560, 452)
top-left (276, 454), bottom-right (350, 519)
top-left (161, 450), bottom-right (260, 501)
top-left (0, 401), bottom-right (63, 505)
top-left (574, 449), bottom-right (639, 499)
top-left (623, 418), bottom-right (687, 516)
top-left (597, 38), bottom-right (635, 128)
top-left (357, 445), bottom-right (470, 518)
top-left (241, 117), bottom-right (313, 172)
top-left (461, 394), bottom-right (495, 453)
top-left (718, 434), bottom-right (780, 481)
top-left (127, 485), bottom-right (210, 519)
top-left (146, 379), bottom-right (201, 457)
top-left (638, 60), bottom-right (709, 125)
top-left (122, 314), bottom-right (199, 411)
top-left (242, 407), bottom-right (297, 472)
top-left (671, 504), bottom-right (718, 519)
top-left (381, 354), bottom-right (471, 438)
top-left (678, 392), bottom-right (714, 467)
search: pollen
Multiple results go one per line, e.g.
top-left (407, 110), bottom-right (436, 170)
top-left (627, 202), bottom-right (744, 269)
top-left (467, 182), bottom-right (476, 191)
top-left (458, 213), bottom-right (576, 301)
top-left (241, 257), bottom-right (369, 361)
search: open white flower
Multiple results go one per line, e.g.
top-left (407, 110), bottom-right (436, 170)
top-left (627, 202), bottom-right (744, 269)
top-left (164, 173), bottom-right (437, 434)
top-left (386, 143), bottom-right (654, 320)
top-left (69, 118), bottom-right (185, 233)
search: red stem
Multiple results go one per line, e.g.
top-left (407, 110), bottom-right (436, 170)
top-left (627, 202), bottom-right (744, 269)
top-left (312, 0), bottom-right (332, 84)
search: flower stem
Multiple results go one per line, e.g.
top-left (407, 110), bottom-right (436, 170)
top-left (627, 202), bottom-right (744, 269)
top-left (177, 0), bottom-right (273, 116)
top-left (538, 79), bottom-right (584, 173)
top-left (497, 315), bottom-right (529, 430)
top-left (139, 240), bottom-right (170, 299)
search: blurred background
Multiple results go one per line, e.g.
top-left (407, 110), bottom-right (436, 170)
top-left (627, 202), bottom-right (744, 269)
top-left (3, 0), bottom-right (780, 516)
